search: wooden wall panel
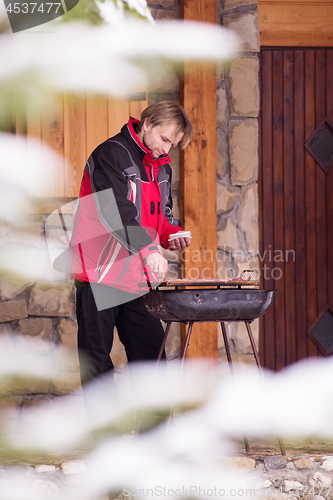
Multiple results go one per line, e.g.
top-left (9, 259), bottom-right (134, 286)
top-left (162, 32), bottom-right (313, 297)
top-left (108, 99), bottom-right (130, 138)
top-left (180, 0), bottom-right (218, 359)
top-left (26, 101), bottom-right (43, 197)
top-left (85, 95), bottom-right (109, 160)
top-left (63, 94), bottom-right (86, 198)
top-left (283, 50), bottom-right (296, 366)
top-left (259, 48), bottom-right (333, 369)
top-left (258, 0), bottom-right (333, 47)
top-left (3, 94), bottom-right (144, 201)
top-left (272, 50), bottom-right (285, 370)
top-left (304, 50), bottom-right (318, 358)
top-left (41, 97), bottom-right (65, 197)
top-left (260, 50), bottom-right (275, 369)
top-left (294, 50), bottom-right (307, 361)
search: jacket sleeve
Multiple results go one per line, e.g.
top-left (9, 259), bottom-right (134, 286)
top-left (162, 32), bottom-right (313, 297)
top-left (159, 171), bottom-right (183, 249)
top-left (90, 142), bottom-right (159, 257)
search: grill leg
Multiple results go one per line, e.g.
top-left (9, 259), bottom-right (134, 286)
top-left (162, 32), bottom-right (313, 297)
top-left (156, 321), bottom-right (172, 364)
top-left (244, 321), bottom-right (261, 369)
top-left (220, 322), bottom-right (234, 375)
top-left (220, 322), bottom-right (249, 452)
top-left (244, 321), bottom-right (286, 456)
top-left (165, 322), bottom-right (194, 430)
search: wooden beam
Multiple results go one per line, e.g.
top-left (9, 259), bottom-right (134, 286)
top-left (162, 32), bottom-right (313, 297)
top-left (180, 0), bottom-right (218, 360)
top-left (258, 0), bottom-right (333, 47)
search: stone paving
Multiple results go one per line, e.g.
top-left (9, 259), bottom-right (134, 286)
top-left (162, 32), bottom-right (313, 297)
top-left (2, 438), bottom-right (333, 499)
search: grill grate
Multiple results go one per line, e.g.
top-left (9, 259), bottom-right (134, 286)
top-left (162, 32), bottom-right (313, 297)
top-left (305, 118), bottom-right (333, 172)
top-left (309, 309), bottom-right (333, 356)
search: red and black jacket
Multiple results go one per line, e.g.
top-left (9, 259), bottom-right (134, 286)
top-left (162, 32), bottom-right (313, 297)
top-left (68, 118), bottom-right (182, 292)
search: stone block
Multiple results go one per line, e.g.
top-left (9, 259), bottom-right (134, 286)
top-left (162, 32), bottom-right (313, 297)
top-left (58, 318), bottom-right (77, 349)
top-left (225, 456), bottom-right (256, 471)
top-left (0, 300), bottom-right (27, 322)
top-left (238, 184), bottom-right (259, 254)
top-left (217, 128), bottom-right (228, 179)
top-left (165, 321), bottom-right (181, 359)
top-left (264, 456), bottom-right (287, 470)
top-left (228, 56), bottom-right (259, 117)
top-left (217, 218), bottom-right (243, 253)
top-left (57, 318), bottom-right (79, 369)
top-left (0, 243), bottom-right (67, 284)
top-left (227, 319), bottom-right (259, 354)
top-left (229, 119), bottom-right (258, 185)
top-left (216, 250), bottom-right (237, 280)
top-left (0, 374), bottom-right (50, 396)
top-left (224, 0), bottom-right (257, 8)
top-left (0, 217), bottom-right (46, 249)
top-left (169, 149), bottom-right (180, 190)
top-left (321, 457), bottom-right (333, 471)
top-left (148, 60), bottom-right (179, 94)
top-left (309, 473), bottom-right (333, 487)
top-left (217, 87), bottom-right (228, 131)
top-left (284, 481), bottom-right (304, 492)
top-left (17, 318), bottom-right (53, 342)
top-left (0, 269), bottom-right (33, 301)
top-left (28, 283), bottom-right (73, 317)
top-left (0, 396), bottom-right (21, 432)
top-left (217, 183), bottom-right (240, 215)
top-left (171, 193), bottom-right (180, 221)
top-left (294, 458), bottom-right (314, 470)
top-left (223, 10), bottom-right (259, 52)
top-left (49, 370), bottom-right (82, 395)
top-left (156, 9), bottom-right (178, 20)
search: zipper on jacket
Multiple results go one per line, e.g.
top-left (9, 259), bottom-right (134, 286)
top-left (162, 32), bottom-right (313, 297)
top-left (158, 202), bottom-right (160, 215)
top-left (151, 202), bottom-right (155, 215)
top-left (150, 164), bottom-right (154, 182)
top-left (95, 236), bottom-right (112, 279)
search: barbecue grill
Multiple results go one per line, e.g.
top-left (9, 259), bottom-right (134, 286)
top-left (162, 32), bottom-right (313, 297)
top-left (142, 272), bottom-right (285, 455)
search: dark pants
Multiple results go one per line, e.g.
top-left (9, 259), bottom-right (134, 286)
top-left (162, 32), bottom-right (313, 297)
top-left (75, 281), bottom-right (165, 385)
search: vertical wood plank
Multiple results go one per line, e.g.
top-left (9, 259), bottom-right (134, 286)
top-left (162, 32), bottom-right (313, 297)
top-left (294, 49), bottom-right (307, 361)
top-left (283, 50), bottom-right (296, 365)
top-left (129, 96), bottom-right (148, 122)
top-left (180, 0), bottom-right (217, 359)
top-left (86, 94), bottom-right (108, 158)
top-left (315, 50), bottom-right (328, 317)
top-left (108, 98), bottom-right (130, 137)
top-left (272, 50), bottom-right (286, 370)
top-left (26, 101), bottom-right (43, 197)
top-left (304, 50), bottom-right (318, 357)
top-left (326, 50), bottom-right (333, 310)
top-left (258, 52), bottom-right (265, 363)
top-left (41, 97), bottom-right (65, 197)
top-left (63, 94), bottom-right (87, 198)
top-left (260, 50), bottom-right (276, 370)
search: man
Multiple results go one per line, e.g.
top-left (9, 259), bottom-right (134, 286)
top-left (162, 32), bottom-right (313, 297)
top-left (68, 101), bottom-right (193, 384)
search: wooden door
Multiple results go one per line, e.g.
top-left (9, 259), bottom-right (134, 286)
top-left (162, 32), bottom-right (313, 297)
top-left (259, 48), bottom-right (333, 370)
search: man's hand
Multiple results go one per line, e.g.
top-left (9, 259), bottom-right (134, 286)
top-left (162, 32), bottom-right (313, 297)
top-left (168, 231), bottom-right (192, 251)
top-left (145, 252), bottom-right (168, 281)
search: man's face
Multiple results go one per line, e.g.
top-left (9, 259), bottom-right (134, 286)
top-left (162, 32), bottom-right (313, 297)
top-left (140, 121), bottom-right (184, 158)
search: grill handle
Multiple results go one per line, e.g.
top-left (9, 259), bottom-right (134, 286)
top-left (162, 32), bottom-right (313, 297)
top-left (239, 269), bottom-right (255, 281)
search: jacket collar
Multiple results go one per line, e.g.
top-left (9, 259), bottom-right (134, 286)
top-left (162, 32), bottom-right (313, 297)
top-left (127, 117), bottom-right (171, 168)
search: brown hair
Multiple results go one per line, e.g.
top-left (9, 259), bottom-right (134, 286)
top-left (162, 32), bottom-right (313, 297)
top-left (138, 101), bottom-right (193, 149)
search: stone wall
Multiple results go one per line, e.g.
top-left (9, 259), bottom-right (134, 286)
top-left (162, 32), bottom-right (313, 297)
top-left (0, 0), bottom-right (260, 405)
top-left (217, 0), bottom-right (260, 364)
